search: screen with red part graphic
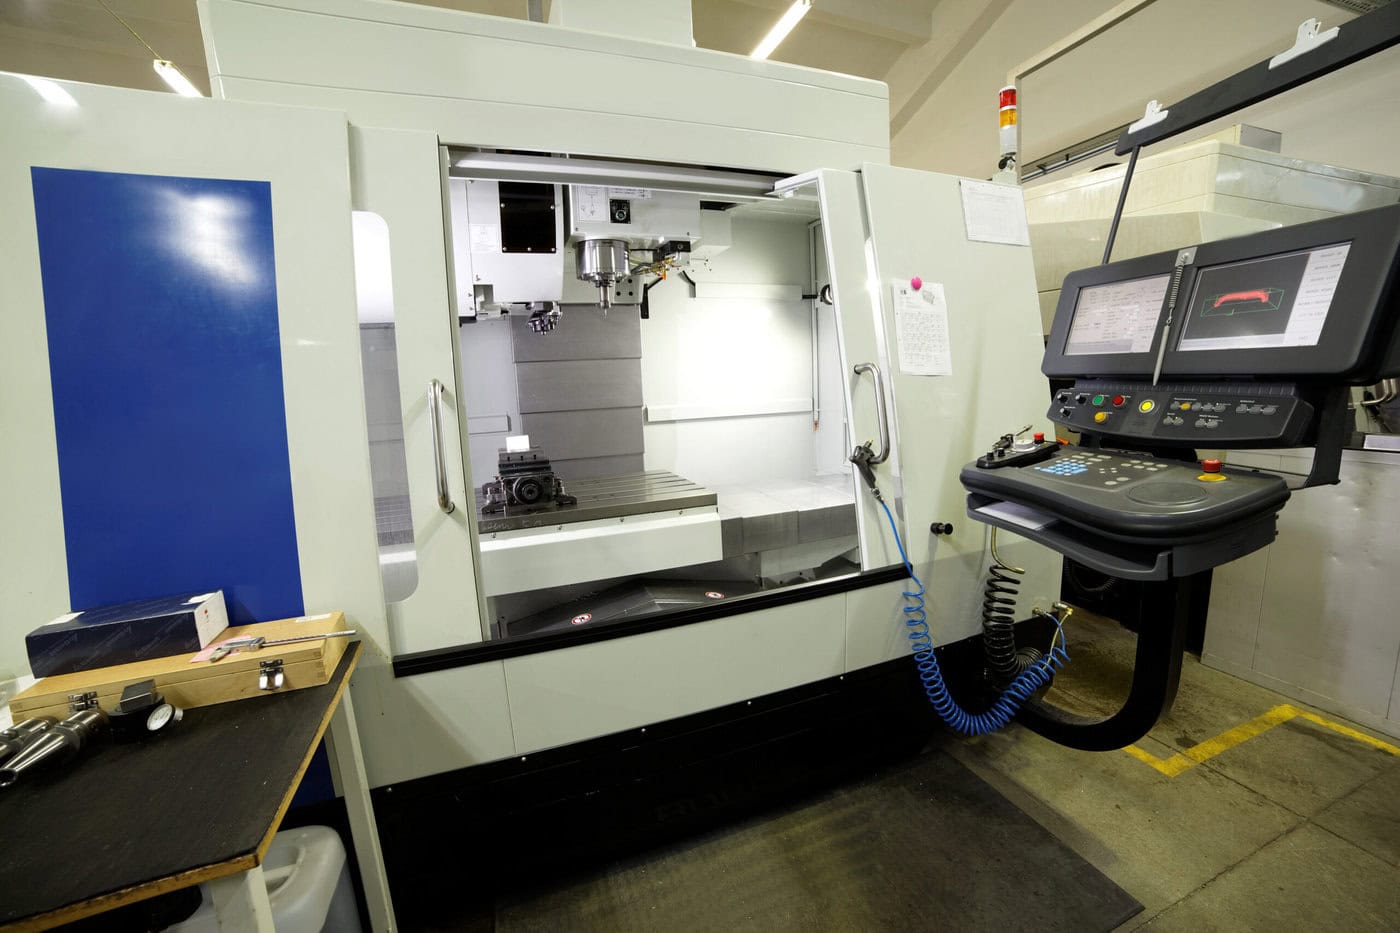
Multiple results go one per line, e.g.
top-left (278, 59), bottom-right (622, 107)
top-left (1177, 243), bottom-right (1351, 352)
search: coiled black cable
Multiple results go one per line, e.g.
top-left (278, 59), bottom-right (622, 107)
top-left (982, 530), bottom-right (1022, 680)
top-left (982, 529), bottom-right (1040, 684)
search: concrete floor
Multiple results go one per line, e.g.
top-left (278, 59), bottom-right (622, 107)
top-left (952, 611), bottom-right (1400, 931)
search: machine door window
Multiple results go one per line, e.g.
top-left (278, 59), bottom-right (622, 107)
top-left (444, 152), bottom-right (868, 642)
top-left (352, 211), bottom-right (419, 603)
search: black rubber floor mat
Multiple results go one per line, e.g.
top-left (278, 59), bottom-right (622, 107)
top-left (493, 748), bottom-right (1141, 933)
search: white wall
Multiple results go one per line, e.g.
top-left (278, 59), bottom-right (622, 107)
top-left (1204, 449), bottom-right (1400, 740)
top-left (641, 213), bottom-right (826, 486)
top-left (888, 0), bottom-right (1397, 182)
top-left (1166, 45), bottom-right (1400, 181)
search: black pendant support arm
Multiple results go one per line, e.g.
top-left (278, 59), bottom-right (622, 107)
top-left (1015, 573), bottom-right (1202, 752)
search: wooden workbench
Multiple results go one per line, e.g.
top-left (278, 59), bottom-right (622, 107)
top-left (0, 642), bottom-right (396, 931)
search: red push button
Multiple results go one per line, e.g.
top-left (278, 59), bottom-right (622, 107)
top-left (1112, 395), bottom-right (1126, 407)
top-left (1198, 458), bottom-right (1228, 482)
top-left (1033, 432), bottom-right (1045, 443)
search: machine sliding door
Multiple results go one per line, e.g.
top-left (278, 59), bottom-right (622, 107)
top-left (856, 165), bottom-right (1063, 643)
top-left (349, 128), bottom-right (488, 654)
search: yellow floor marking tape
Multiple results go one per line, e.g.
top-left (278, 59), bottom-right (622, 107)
top-left (1123, 704), bottom-right (1400, 777)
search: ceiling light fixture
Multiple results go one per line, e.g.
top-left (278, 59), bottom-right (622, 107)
top-left (97, 0), bottom-right (204, 97)
top-left (153, 60), bottom-right (202, 97)
top-left (751, 0), bottom-right (812, 60)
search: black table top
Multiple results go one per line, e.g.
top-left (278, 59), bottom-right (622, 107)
top-left (0, 642), bottom-right (361, 930)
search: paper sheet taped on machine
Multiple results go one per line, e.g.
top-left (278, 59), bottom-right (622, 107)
top-left (893, 281), bottom-right (953, 376)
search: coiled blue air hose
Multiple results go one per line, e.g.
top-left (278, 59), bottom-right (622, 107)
top-left (876, 498), bottom-right (1069, 737)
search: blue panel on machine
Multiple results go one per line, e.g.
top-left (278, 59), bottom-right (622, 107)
top-left (31, 168), bottom-right (304, 625)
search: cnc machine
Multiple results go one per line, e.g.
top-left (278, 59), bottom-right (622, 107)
top-left (0, 0), bottom-right (1058, 800)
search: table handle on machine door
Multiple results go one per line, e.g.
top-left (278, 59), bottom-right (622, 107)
top-left (853, 362), bottom-right (891, 464)
top-left (428, 379), bottom-right (456, 514)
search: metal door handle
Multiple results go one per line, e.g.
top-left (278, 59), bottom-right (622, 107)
top-left (853, 362), bottom-right (890, 464)
top-left (428, 379), bottom-right (456, 514)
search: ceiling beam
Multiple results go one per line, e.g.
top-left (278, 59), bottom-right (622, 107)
top-left (727, 0), bottom-right (936, 45)
top-left (886, 0), bottom-right (1015, 135)
top-left (1007, 0), bottom-right (1162, 86)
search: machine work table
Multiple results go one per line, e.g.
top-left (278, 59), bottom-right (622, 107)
top-left (474, 469), bottom-right (717, 533)
top-left (0, 642), bottom-right (396, 932)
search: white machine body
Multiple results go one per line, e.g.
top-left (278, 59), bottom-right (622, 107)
top-left (0, 0), bottom-right (1058, 789)
top-left (453, 179), bottom-right (565, 310)
top-left (569, 187), bottom-right (702, 249)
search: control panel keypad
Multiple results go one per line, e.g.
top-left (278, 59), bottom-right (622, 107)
top-left (1036, 460), bottom-right (1089, 477)
top-left (1034, 451), bottom-right (1171, 488)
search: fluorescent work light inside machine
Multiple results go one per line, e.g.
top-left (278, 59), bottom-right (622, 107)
top-left (751, 0), bottom-right (812, 60)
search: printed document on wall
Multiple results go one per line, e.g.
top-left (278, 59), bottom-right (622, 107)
top-left (893, 281), bottom-right (952, 376)
top-left (959, 179), bottom-right (1030, 246)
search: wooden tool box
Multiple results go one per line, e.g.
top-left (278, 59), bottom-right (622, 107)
top-left (8, 612), bottom-right (352, 720)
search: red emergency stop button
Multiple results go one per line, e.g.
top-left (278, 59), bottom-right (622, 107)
top-left (1033, 432), bottom-right (1045, 443)
top-left (1112, 395), bottom-right (1125, 407)
top-left (1197, 458), bottom-right (1228, 482)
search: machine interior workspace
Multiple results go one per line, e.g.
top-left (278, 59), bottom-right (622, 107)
top-left (359, 150), bottom-right (860, 643)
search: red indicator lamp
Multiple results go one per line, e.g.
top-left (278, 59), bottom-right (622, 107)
top-left (998, 85), bottom-right (1018, 160)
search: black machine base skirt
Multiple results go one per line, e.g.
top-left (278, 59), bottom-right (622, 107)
top-left (373, 658), bottom-right (1141, 932)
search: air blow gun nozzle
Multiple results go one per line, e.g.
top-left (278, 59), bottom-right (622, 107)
top-left (850, 441), bottom-right (883, 500)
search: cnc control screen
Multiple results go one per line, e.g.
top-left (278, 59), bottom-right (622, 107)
top-left (1064, 273), bottom-right (1172, 356)
top-left (1176, 243), bottom-right (1351, 352)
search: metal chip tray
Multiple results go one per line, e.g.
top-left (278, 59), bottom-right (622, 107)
top-left (475, 470), bottom-right (717, 534)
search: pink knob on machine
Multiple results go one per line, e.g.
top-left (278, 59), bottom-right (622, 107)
top-left (910, 276), bottom-right (922, 290)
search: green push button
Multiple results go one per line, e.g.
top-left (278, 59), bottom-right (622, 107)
top-left (1091, 394), bottom-right (1105, 406)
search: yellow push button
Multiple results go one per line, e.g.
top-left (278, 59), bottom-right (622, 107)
top-left (1093, 411), bottom-right (1109, 424)
top-left (1179, 402), bottom-right (1192, 411)
top-left (1138, 399), bottom-right (1156, 414)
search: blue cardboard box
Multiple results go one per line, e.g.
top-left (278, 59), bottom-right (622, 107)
top-left (26, 591), bottom-right (229, 677)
